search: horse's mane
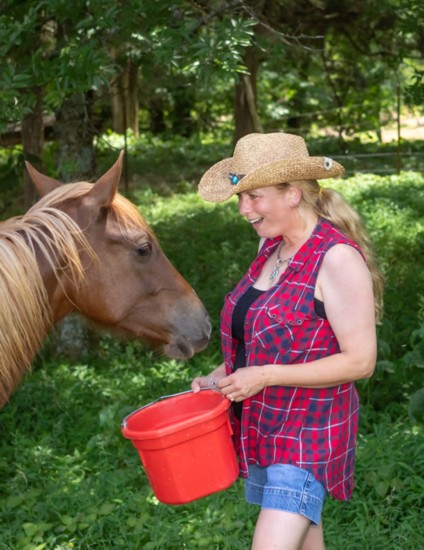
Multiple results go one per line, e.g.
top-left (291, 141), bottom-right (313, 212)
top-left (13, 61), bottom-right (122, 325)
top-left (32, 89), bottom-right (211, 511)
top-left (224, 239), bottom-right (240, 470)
top-left (0, 181), bottom-right (149, 407)
top-left (34, 181), bottom-right (154, 236)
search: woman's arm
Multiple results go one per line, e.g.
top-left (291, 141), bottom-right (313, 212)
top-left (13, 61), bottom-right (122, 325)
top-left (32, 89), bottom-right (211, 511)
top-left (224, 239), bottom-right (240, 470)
top-left (218, 244), bottom-right (377, 401)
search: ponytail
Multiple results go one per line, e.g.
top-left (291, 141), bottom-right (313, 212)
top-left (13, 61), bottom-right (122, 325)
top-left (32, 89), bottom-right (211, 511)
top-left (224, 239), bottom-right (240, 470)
top-left (288, 180), bottom-right (384, 322)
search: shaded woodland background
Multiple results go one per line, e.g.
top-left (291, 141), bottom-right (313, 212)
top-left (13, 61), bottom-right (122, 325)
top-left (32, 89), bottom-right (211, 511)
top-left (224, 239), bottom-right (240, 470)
top-left (1, 0), bottom-right (424, 205)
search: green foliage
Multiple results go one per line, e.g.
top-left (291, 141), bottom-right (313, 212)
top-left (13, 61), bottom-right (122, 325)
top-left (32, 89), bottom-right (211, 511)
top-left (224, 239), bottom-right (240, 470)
top-left (2, 0), bottom-right (424, 142)
top-left (256, 33), bottom-right (397, 137)
top-left (409, 387), bottom-right (424, 424)
top-left (405, 68), bottom-right (424, 106)
top-left (399, 0), bottom-right (424, 100)
top-left (321, 172), bottom-right (424, 409)
top-left (0, 146), bottom-right (25, 215)
top-left (324, 409), bottom-right (424, 548)
top-left (95, 131), bottom-right (232, 193)
top-left (0, 0), bottom-right (256, 132)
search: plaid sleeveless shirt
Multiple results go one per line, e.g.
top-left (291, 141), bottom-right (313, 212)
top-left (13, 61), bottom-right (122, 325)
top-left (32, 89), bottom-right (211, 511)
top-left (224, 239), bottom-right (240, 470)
top-left (221, 218), bottom-right (364, 500)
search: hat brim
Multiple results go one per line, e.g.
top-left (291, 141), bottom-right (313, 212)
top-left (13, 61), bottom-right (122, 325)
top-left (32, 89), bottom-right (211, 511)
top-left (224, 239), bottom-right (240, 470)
top-left (199, 156), bottom-right (345, 203)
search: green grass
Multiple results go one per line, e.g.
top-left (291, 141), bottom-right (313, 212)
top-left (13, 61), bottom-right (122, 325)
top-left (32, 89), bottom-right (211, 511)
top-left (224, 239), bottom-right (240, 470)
top-left (1, 154), bottom-right (424, 548)
top-left (1, 349), bottom-right (423, 549)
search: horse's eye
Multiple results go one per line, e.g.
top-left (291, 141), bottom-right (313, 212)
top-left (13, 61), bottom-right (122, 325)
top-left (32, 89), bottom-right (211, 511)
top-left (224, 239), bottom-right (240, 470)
top-left (136, 242), bottom-right (152, 256)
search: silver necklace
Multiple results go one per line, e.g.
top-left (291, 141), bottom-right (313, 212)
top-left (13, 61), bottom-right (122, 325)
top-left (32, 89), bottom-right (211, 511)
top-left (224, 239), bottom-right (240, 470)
top-left (269, 241), bottom-right (292, 280)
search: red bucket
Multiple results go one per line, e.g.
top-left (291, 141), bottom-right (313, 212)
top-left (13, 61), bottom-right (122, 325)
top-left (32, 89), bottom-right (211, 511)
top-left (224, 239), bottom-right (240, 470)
top-left (121, 389), bottom-right (239, 505)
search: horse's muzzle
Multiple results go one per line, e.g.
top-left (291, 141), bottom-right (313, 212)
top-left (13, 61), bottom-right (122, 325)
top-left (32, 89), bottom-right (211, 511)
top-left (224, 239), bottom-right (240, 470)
top-left (164, 308), bottom-right (212, 360)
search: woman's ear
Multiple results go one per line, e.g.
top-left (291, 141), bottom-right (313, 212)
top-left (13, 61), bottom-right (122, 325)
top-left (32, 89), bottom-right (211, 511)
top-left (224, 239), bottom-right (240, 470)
top-left (288, 185), bottom-right (302, 207)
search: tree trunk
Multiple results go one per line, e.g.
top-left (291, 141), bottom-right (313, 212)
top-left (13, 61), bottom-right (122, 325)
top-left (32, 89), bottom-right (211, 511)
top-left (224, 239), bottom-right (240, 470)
top-left (148, 97), bottom-right (166, 134)
top-left (54, 92), bottom-right (95, 182)
top-left (110, 59), bottom-right (139, 137)
top-left (126, 60), bottom-right (139, 137)
top-left (21, 86), bottom-right (44, 208)
top-left (170, 81), bottom-right (195, 137)
top-left (52, 91), bottom-right (98, 358)
top-left (234, 47), bottom-right (263, 145)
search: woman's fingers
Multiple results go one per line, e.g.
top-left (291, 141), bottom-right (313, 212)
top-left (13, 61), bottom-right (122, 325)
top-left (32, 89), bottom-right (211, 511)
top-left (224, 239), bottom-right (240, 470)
top-left (218, 367), bottom-right (265, 401)
top-left (191, 377), bottom-right (203, 393)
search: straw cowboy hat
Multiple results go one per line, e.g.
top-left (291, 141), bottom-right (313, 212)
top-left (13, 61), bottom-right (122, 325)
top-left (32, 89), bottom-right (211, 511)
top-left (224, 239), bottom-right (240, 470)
top-left (198, 132), bottom-right (345, 202)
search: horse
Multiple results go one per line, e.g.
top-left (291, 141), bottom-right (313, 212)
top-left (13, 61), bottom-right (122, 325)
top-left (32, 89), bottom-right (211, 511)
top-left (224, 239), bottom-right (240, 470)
top-left (0, 151), bottom-right (211, 409)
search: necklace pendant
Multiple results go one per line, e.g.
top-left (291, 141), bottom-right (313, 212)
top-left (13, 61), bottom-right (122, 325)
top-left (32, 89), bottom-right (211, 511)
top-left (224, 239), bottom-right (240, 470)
top-left (269, 259), bottom-right (281, 280)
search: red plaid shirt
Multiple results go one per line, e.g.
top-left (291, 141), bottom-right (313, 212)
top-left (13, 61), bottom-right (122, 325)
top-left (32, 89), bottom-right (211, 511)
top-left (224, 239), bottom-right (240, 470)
top-left (221, 219), bottom-right (363, 500)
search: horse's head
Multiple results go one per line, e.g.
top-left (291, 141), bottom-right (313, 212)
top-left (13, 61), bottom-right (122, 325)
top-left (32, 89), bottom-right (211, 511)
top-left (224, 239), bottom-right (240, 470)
top-left (25, 153), bottom-right (211, 359)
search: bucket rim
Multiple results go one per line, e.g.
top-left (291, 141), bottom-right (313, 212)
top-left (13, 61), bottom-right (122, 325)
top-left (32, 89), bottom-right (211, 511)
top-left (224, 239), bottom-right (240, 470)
top-left (121, 389), bottom-right (230, 440)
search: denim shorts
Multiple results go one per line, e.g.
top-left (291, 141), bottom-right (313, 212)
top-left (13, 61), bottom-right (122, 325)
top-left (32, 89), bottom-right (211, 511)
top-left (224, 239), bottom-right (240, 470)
top-left (244, 463), bottom-right (327, 525)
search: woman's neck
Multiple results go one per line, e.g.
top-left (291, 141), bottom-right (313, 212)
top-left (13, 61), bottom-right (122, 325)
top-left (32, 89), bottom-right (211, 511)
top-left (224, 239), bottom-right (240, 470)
top-left (280, 212), bottom-right (319, 253)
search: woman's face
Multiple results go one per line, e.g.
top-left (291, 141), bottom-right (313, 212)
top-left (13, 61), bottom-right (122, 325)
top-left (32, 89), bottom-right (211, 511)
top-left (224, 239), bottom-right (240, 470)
top-left (237, 185), bottom-right (291, 238)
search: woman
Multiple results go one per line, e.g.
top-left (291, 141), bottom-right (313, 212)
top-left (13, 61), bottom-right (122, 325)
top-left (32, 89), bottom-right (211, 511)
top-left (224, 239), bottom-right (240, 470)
top-left (191, 133), bottom-right (383, 550)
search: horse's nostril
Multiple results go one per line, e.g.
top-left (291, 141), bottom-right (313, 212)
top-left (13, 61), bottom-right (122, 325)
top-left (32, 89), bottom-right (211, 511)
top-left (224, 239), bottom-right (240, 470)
top-left (196, 336), bottom-right (210, 351)
top-left (176, 338), bottom-right (193, 357)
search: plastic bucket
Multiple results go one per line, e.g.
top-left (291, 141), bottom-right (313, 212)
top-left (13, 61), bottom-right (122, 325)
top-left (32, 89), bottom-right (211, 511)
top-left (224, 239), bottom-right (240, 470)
top-left (121, 389), bottom-right (239, 505)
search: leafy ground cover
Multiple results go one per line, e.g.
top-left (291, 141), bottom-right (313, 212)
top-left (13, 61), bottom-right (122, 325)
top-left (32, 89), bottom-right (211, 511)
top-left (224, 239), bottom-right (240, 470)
top-left (1, 143), bottom-right (424, 548)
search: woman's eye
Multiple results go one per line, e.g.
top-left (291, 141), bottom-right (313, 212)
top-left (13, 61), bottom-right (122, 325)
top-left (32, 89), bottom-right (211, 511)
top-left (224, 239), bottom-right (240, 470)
top-left (135, 242), bottom-right (152, 256)
top-left (238, 193), bottom-right (257, 201)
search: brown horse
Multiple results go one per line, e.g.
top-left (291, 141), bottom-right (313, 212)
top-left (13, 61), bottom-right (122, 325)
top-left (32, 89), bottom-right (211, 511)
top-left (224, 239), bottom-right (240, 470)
top-left (0, 152), bottom-right (211, 408)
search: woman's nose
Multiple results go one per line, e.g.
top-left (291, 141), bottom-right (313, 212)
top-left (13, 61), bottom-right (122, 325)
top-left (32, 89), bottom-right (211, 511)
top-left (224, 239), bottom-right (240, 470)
top-left (238, 195), bottom-right (250, 215)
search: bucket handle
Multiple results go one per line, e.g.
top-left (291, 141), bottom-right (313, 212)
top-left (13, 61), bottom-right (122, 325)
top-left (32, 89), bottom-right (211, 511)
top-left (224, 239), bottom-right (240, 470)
top-left (121, 386), bottom-right (218, 429)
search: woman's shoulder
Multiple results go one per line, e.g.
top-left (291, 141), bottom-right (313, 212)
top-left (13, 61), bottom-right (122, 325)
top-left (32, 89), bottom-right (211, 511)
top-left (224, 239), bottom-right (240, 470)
top-left (322, 243), bottom-right (367, 276)
top-left (317, 219), bottom-right (364, 257)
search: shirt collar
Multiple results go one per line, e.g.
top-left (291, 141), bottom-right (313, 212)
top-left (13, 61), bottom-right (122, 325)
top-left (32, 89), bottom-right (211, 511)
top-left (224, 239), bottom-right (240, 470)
top-left (258, 218), bottom-right (332, 274)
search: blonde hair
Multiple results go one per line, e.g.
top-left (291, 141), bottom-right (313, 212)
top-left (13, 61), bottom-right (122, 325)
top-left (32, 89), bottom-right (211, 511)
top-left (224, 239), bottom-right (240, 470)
top-left (280, 181), bottom-right (384, 322)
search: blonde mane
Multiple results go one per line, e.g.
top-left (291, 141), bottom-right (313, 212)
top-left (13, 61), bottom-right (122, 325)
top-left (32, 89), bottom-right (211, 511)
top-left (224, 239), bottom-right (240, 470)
top-left (34, 181), bottom-right (154, 236)
top-left (0, 181), bottom-right (149, 408)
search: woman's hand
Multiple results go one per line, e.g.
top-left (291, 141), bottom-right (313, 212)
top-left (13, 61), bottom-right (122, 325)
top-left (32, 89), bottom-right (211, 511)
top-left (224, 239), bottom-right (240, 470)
top-left (191, 363), bottom-right (226, 393)
top-left (218, 366), bottom-right (266, 402)
top-left (191, 375), bottom-right (218, 393)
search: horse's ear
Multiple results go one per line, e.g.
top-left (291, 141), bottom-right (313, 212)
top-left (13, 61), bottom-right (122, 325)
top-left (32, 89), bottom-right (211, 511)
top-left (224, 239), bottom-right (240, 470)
top-left (25, 161), bottom-right (63, 197)
top-left (87, 150), bottom-right (124, 207)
